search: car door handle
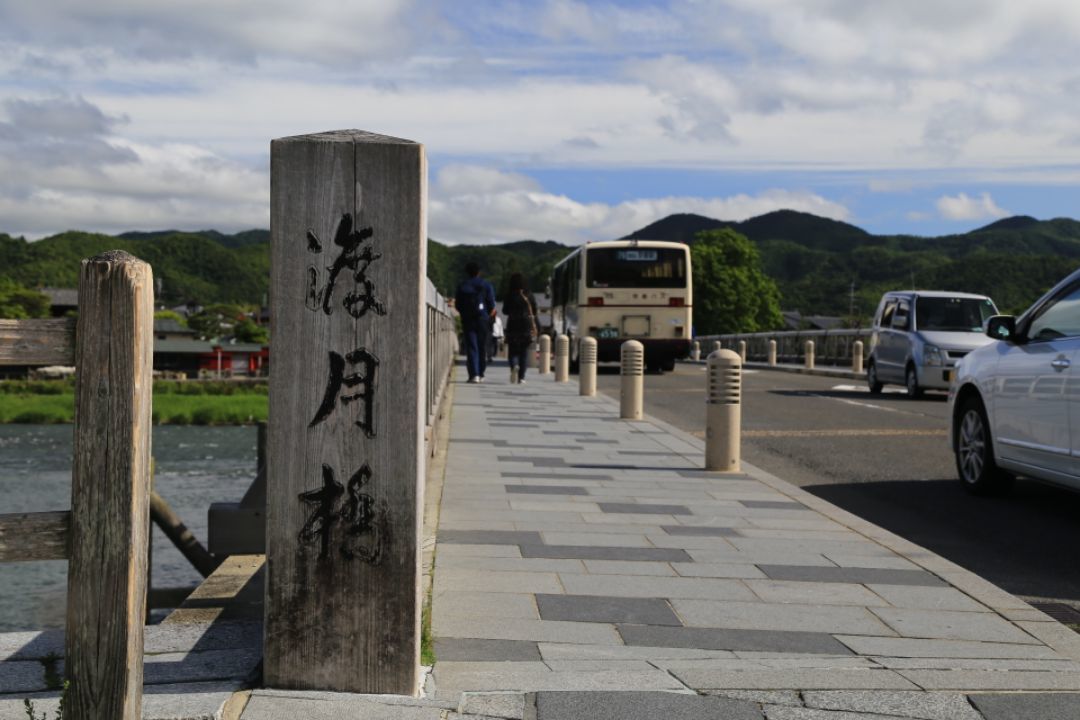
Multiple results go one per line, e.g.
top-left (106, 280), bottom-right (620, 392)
top-left (1051, 358), bottom-right (1071, 370)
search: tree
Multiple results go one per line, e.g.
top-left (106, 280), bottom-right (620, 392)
top-left (187, 303), bottom-right (245, 340)
top-left (154, 309), bottom-right (187, 326)
top-left (0, 280), bottom-right (49, 319)
top-left (691, 229), bottom-right (783, 335)
top-left (234, 317), bottom-right (269, 344)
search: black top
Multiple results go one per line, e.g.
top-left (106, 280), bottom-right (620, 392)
top-left (502, 290), bottom-right (538, 342)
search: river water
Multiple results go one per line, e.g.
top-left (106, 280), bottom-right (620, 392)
top-left (0, 424), bottom-right (256, 632)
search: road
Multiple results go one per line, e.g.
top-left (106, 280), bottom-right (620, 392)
top-left (595, 363), bottom-right (1080, 611)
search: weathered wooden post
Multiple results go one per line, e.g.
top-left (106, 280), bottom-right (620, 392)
top-left (266, 130), bottom-right (426, 694)
top-left (66, 251), bottom-right (154, 720)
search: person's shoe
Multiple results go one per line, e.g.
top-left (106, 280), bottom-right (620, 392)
top-left (478, 376), bottom-right (485, 383)
top-left (518, 379), bottom-right (526, 384)
top-left (467, 377), bottom-right (479, 384)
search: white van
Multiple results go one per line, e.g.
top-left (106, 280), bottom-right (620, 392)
top-left (867, 291), bottom-right (999, 397)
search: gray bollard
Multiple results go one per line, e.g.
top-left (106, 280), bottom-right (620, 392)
top-left (691, 340), bottom-right (701, 362)
top-left (538, 335), bottom-right (551, 374)
top-left (737, 340), bottom-right (747, 363)
top-left (705, 349), bottom-right (741, 472)
top-left (620, 340), bottom-right (644, 420)
top-left (579, 337), bottom-right (597, 397)
top-left (852, 340), bottom-right (864, 374)
top-left (554, 334), bottom-right (570, 382)
top-left (767, 339), bottom-right (777, 366)
top-left (805, 340), bottom-right (815, 370)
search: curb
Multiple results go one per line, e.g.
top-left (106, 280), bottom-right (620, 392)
top-left (682, 359), bottom-right (865, 381)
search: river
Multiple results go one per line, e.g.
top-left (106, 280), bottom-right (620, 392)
top-left (0, 424), bottom-right (256, 632)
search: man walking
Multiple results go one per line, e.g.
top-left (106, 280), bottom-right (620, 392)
top-left (455, 262), bottom-right (497, 383)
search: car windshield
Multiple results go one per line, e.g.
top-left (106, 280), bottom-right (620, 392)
top-left (915, 297), bottom-right (997, 332)
top-left (586, 247), bottom-right (687, 288)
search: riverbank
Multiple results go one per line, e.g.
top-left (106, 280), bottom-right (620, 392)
top-left (0, 379), bottom-right (268, 425)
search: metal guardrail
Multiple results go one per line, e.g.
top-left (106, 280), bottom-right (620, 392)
top-left (697, 328), bottom-right (873, 367)
top-left (426, 278), bottom-right (458, 426)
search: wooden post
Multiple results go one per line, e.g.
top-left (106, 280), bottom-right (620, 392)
top-left (265, 130), bottom-right (426, 694)
top-left (66, 251), bottom-right (153, 720)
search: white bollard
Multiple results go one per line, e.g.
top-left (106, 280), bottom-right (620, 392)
top-left (705, 349), bottom-right (741, 472)
top-left (737, 340), bottom-right (747, 364)
top-left (767, 339), bottom-right (777, 366)
top-left (579, 337), bottom-right (597, 397)
top-left (539, 335), bottom-right (551, 375)
top-left (620, 340), bottom-right (644, 420)
top-left (691, 341), bottom-right (701, 362)
top-left (527, 341), bottom-right (538, 369)
top-left (805, 340), bottom-right (815, 370)
top-left (852, 340), bottom-right (864, 374)
top-left (555, 334), bottom-right (570, 382)
top-left (712, 340), bottom-right (722, 355)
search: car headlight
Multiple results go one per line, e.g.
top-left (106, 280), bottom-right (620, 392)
top-left (924, 344), bottom-right (944, 366)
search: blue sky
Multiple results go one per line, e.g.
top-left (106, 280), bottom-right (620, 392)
top-left (2, 1), bottom-right (1080, 242)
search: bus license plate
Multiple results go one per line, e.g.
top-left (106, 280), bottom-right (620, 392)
top-left (598, 327), bottom-right (619, 339)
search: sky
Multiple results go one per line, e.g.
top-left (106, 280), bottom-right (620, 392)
top-left (2, 0), bottom-right (1080, 244)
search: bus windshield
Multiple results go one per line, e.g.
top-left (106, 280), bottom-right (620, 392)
top-left (586, 247), bottom-right (687, 288)
top-left (915, 297), bottom-right (997, 332)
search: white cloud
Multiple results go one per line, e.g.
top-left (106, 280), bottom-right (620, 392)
top-left (935, 192), bottom-right (1009, 221)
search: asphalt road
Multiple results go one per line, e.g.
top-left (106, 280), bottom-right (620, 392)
top-left (595, 363), bottom-right (1080, 609)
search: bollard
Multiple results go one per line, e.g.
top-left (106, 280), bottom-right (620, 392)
top-left (705, 349), bottom-right (741, 472)
top-left (538, 334), bottom-right (551, 374)
top-left (805, 340), bottom-right (815, 369)
top-left (527, 340), bottom-right (538, 369)
top-left (691, 340), bottom-right (701, 362)
top-left (713, 340), bottom-right (722, 354)
top-left (579, 337), bottom-right (597, 397)
top-left (852, 340), bottom-right (864, 374)
top-left (737, 340), bottom-right (747, 363)
top-left (767, 339), bottom-right (777, 366)
top-left (620, 340), bottom-right (644, 420)
top-left (554, 334), bottom-right (570, 382)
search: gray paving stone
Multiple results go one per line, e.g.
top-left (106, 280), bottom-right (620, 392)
top-left (538, 643), bottom-right (738, 661)
top-left (560, 574), bottom-right (756, 601)
top-left (745, 579), bottom-right (887, 607)
top-left (502, 471), bottom-right (612, 481)
top-left (498, 456), bottom-right (568, 466)
top-left (242, 693), bottom-right (446, 719)
top-left (440, 530), bottom-right (545, 546)
top-left (543, 431), bottom-right (596, 436)
top-left (143, 647), bottom-right (260, 685)
top-left (433, 591), bottom-right (540, 621)
top-left (758, 565), bottom-right (947, 587)
top-left (533, 690), bottom-right (764, 720)
top-left (672, 562), bottom-right (767, 579)
top-left (0, 630), bottom-right (63, 662)
top-left (673, 667), bottom-right (917, 691)
top-left (582, 560), bottom-right (676, 576)
top-left (0, 660), bottom-right (46, 693)
top-left (835, 635), bottom-right (1066, 659)
top-left (435, 617), bottom-right (623, 645)
top-left (458, 691), bottom-right (527, 719)
top-left (617, 624), bottom-right (853, 655)
top-left (661, 525), bottom-right (741, 537)
top-left (505, 485), bottom-right (589, 495)
top-left (865, 585), bottom-right (986, 612)
top-left (900, 669), bottom-right (1080, 690)
top-left (672, 599), bottom-right (894, 635)
top-left (535, 594), bottom-right (681, 626)
top-left (762, 706), bottom-right (898, 720)
top-left (740, 500), bottom-right (807, 510)
top-left (540, 532), bottom-right (651, 548)
top-left (520, 545), bottom-right (691, 562)
top-left (598, 502), bottom-right (691, 515)
top-left (706, 689), bottom-right (803, 706)
top-left (802, 690), bottom-right (985, 720)
top-left (434, 569), bottom-right (563, 594)
top-left (436, 638), bottom-right (542, 662)
top-left (969, 692), bottom-right (1080, 720)
top-left (433, 668), bottom-right (687, 700)
top-left (870, 608), bottom-right (1038, 644)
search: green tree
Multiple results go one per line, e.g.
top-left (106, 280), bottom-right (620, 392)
top-left (187, 303), bottom-right (246, 340)
top-left (691, 229), bottom-right (783, 334)
top-left (153, 309), bottom-right (188, 326)
top-left (0, 280), bottom-right (49, 319)
top-left (234, 317), bottom-right (269, 344)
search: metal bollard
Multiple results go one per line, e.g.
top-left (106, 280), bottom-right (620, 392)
top-left (768, 339), bottom-right (777, 366)
top-left (620, 340), bottom-right (644, 420)
top-left (691, 341), bottom-right (701, 362)
top-left (538, 335), bottom-right (551, 374)
top-left (554, 334), bottom-right (570, 382)
top-left (852, 340), bottom-right (864, 374)
top-left (705, 349), bottom-right (741, 472)
top-left (737, 340), bottom-right (747, 363)
top-left (579, 337), bottom-right (597, 397)
top-left (805, 340), bottom-right (815, 370)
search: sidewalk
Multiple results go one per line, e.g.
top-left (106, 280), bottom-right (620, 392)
top-left (426, 362), bottom-right (1080, 719)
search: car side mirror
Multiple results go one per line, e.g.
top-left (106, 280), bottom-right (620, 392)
top-left (985, 315), bottom-right (1016, 341)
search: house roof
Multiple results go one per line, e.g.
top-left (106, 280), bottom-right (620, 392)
top-left (154, 318), bottom-right (194, 335)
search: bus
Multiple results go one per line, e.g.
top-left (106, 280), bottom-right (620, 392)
top-left (549, 240), bottom-right (692, 372)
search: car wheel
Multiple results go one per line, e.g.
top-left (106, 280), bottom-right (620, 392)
top-left (905, 365), bottom-right (923, 398)
top-left (867, 361), bottom-right (883, 394)
top-left (955, 397), bottom-right (1014, 495)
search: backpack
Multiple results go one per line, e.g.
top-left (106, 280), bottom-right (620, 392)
top-left (456, 279), bottom-right (486, 319)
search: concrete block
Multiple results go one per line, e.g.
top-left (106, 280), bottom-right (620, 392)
top-left (505, 485), bottom-right (589, 495)
top-left (520, 545), bottom-right (691, 562)
top-left (597, 503), bottom-right (691, 515)
top-left (560, 574), bottom-right (756, 601)
top-left (617, 624), bottom-right (852, 655)
top-left (898, 669), bottom-right (1080, 690)
top-left (434, 618), bottom-right (622, 645)
top-left (458, 692), bottom-right (527, 719)
top-left (532, 690), bottom-right (762, 720)
top-left (870, 608), bottom-right (1038, 644)
top-left (802, 690), bottom-right (984, 720)
top-left (671, 667), bottom-right (918, 691)
top-left (582, 560), bottom-right (677, 576)
top-left (535, 594), bottom-right (681, 626)
top-left (435, 638), bottom-right (541, 662)
top-left (433, 570), bottom-right (563, 594)
top-left (745, 580), bottom-right (887, 607)
top-left (672, 599), bottom-right (895, 635)
top-left (969, 692), bottom-right (1080, 720)
top-left (758, 565), bottom-right (946, 587)
top-left (433, 592), bottom-right (540, 621)
top-left (835, 635), bottom-right (1066, 660)
top-left (439, 530), bottom-right (544, 546)
top-left (864, 585), bottom-right (986, 612)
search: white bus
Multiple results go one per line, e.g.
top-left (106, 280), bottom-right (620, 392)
top-left (549, 240), bottom-right (692, 372)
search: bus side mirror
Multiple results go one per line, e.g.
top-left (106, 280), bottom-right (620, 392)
top-left (985, 315), bottom-right (1016, 342)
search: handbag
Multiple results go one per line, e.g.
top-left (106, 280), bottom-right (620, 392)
top-left (521, 290), bottom-right (538, 340)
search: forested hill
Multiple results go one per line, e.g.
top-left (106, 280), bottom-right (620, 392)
top-left (4, 209), bottom-right (1080, 316)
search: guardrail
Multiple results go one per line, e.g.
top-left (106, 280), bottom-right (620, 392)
top-left (697, 328), bottom-right (872, 367)
top-left (0, 251), bottom-right (153, 720)
top-left (426, 278), bottom-right (457, 427)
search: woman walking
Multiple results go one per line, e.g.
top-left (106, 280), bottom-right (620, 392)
top-left (502, 273), bottom-right (538, 384)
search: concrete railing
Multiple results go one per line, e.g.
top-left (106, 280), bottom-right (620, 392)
top-left (697, 328), bottom-right (873, 368)
top-left (426, 278), bottom-right (458, 427)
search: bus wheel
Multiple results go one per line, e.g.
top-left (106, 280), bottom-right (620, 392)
top-left (661, 357), bottom-right (675, 372)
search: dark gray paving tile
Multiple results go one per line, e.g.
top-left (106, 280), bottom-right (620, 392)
top-left (536, 594), bottom-right (681, 626)
top-left (969, 692), bottom-right (1080, 720)
top-left (502, 472), bottom-right (613, 481)
top-left (534, 691), bottom-right (763, 720)
top-left (435, 638), bottom-right (541, 662)
top-left (521, 545), bottom-right (692, 562)
top-left (544, 431), bottom-right (597, 436)
top-left (502, 443), bottom-right (584, 450)
top-left (578, 439), bottom-right (620, 444)
top-left (758, 565), bottom-right (947, 587)
top-left (618, 624), bottom-right (853, 656)
top-left (662, 525), bottom-right (740, 537)
top-left (740, 500), bottom-right (807, 510)
top-left (497, 456), bottom-right (568, 466)
top-left (505, 485), bottom-right (589, 496)
top-left (439, 530), bottom-right (544, 546)
top-left (491, 422), bottom-right (542, 428)
top-left (620, 450), bottom-right (681, 456)
top-left (599, 503), bottom-right (691, 515)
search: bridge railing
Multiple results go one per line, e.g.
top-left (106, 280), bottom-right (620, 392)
top-left (426, 278), bottom-right (457, 428)
top-left (697, 328), bottom-right (873, 367)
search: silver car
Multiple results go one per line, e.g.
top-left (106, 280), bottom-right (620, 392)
top-left (867, 291), bottom-right (999, 397)
top-left (950, 268), bottom-right (1080, 494)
